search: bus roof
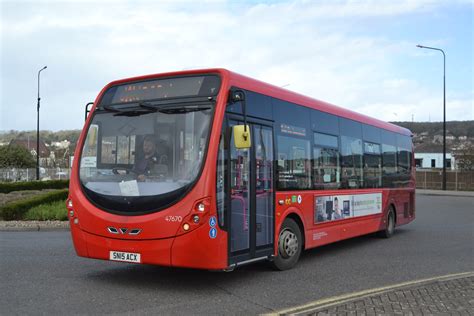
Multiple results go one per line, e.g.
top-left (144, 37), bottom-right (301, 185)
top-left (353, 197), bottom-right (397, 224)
top-left (105, 68), bottom-right (412, 136)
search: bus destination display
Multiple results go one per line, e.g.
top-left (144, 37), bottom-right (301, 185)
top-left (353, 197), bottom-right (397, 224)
top-left (100, 75), bottom-right (221, 105)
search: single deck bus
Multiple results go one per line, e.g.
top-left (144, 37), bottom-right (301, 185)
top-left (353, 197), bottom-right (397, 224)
top-left (68, 69), bottom-right (415, 270)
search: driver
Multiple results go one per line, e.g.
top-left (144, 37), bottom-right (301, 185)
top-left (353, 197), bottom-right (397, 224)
top-left (134, 135), bottom-right (167, 181)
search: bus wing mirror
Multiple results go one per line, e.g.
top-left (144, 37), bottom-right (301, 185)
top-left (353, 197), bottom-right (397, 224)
top-left (233, 125), bottom-right (251, 149)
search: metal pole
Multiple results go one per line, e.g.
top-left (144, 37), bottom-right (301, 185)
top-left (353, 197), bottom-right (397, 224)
top-left (455, 168), bottom-right (458, 191)
top-left (416, 45), bottom-right (446, 190)
top-left (36, 66), bottom-right (47, 180)
top-left (442, 51), bottom-right (446, 190)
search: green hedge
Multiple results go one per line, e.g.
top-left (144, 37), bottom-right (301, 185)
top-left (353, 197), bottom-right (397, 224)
top-left (0, 189), bottom-right (69, 220)
top-left (0, 180), bottom-right (69, 193)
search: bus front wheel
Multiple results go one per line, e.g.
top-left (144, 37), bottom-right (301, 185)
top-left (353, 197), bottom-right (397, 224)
top-left (272, 218), bottom-right (302, 271)
top-left (378, 207), bottom-right (395, 238)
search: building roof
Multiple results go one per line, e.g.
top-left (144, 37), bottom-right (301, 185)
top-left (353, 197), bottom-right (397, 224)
top-left (10, 139), bottom-right (50, 157)
top-left (415, 142), bottom-right (445, 153)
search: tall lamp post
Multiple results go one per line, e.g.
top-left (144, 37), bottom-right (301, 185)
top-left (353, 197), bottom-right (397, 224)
top-left (416, 44), bottom-right (446, 190)
top-left (36, 66), bottom-right (47, 180)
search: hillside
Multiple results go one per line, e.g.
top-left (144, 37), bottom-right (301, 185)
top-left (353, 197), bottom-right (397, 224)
top-left (390, 121), bottom-right (474, 138)
top-left (0, 130), bottom-right (82, 148)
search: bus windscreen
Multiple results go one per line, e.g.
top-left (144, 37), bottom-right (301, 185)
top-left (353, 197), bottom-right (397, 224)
top-left (99, 75), bottom-right (221, 106)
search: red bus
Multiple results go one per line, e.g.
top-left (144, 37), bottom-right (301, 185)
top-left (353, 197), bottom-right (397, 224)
top-left (68, 69), bottom-right (415, 270)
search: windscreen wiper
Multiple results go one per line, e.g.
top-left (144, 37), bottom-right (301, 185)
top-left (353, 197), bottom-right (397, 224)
top-left (158, 105), bottom-right (212, 114)
top-left (99, 103), bottom-right (158, 117)
top-left (138, 102), bottom-right (212, 114)
top-left (99, 98), bottom-right (213, 116)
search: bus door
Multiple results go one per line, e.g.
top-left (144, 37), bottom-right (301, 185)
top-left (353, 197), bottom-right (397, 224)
top-left (228, 119), bottom-right (274, 265)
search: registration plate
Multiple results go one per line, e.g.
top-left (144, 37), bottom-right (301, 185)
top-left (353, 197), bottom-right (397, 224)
top-left (109, 251), bottom-right (141, 263)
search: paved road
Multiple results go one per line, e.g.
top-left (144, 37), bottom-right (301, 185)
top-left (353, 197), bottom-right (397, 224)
top-left (1, 194), bottom-right (473, 315)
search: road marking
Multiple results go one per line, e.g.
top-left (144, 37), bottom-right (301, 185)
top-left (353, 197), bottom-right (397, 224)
top-left (267, 271), bottom-right (474, 315)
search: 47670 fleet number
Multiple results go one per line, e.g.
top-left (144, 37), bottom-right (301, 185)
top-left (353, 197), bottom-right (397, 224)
top-left (165, 215), bottom-right (182, 222)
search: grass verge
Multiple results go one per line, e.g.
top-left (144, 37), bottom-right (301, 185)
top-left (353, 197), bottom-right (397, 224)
top-left (23, 200), bottom-right (68, 221)
top-left (0, 180), bottom-right (69, 193)
top-left (0, 189), bottom-right (68, 220)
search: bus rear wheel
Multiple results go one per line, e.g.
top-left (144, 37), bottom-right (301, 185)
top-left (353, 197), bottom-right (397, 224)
top-left (272, 218), bottom-right (302, 271)
top-left (378, 207), bottom-right (395, 238)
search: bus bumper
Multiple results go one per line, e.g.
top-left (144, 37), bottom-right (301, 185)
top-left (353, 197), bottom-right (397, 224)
top-left (70, 224), bottom-right (173, 266)
top-left (70, 221), bottom-right (227, 269)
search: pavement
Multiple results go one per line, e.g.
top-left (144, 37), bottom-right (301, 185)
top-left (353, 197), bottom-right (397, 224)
top-left (274, 272), bottom-right (474, 315)
top-left (0, 219), bottom-right (69, 231)
top-left (416, 189), bottom-right (474, 197)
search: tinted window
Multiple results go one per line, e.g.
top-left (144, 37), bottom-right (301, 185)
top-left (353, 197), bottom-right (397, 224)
top-left (397, 134), bottom-right (412, 187)
top-left (275, 99), bottom-right (311, 190)
top-left (314, 132), bottom-right (338, 148)
top-left (277, 135), bottom-right (311, 190)
top-left (340, 136), bottom-right (363, 189)
top-left (311, 110), bottom-right (339, 135)
top-left (339, 118), bottom-right (362, 138)
top-left (274, 99), bottom-right (311, 130)
top-left (363, 124), bottom-right (381, 143)
top-left (226, 90), bottom-right (274, 120)
top-left (246, 91), bottom-right (273, 120)
top-left (381, 130), bottom-right (397, 187)
top-left (226, 99), bottom-right (242, 114)
top-left (381, 129), bottom-right (397, 147)
top-left (363, 142), bottom-right (382, 188)
top-left (313, 132), bottom-right (340, 190)
top-left (339, 118), bottom-right (363, 188)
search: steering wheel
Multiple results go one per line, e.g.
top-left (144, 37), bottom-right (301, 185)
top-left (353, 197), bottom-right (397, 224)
top-left (112, 167), bottom-right (139, 175)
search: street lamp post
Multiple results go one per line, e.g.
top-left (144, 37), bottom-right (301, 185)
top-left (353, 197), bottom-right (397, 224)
top-left (416, 44), bottom-right (446, 190)
top-left (36, 66), bottom-right (47, 181)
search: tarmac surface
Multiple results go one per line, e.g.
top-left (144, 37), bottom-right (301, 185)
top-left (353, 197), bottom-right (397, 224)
top-left (1, 191), bottom-right (473, 315)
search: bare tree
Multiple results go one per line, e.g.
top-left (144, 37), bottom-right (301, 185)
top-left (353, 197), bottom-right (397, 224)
top-left (453, 143), bottom-right (474, 171)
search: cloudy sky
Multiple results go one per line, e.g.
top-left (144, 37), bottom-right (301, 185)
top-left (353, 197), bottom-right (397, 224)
top-left (1, 0), bottom-right (473, 131)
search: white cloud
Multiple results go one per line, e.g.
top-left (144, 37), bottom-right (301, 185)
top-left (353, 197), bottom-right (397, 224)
top-left (0, 0), bottom-right (472, 131)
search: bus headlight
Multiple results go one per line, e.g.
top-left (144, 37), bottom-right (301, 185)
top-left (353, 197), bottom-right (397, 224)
top-left (66, 199), bottom-right (73, 210)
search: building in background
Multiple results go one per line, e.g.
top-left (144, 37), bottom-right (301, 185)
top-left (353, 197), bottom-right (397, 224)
top-left (9, 138), bottom-right (51, 166)
top-left (415, 152), bottom-right (455, 170)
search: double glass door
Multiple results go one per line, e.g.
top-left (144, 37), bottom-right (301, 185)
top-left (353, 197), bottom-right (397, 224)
top-left (227, 119), bottom-right (274, 264)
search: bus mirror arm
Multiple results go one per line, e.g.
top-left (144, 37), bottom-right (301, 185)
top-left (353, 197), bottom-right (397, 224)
top-left (85, 102), bottom-right (94, 121)
top-left (230, 89), bottom-right (251, 149)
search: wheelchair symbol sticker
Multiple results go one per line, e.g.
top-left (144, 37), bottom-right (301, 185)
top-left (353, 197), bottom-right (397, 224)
top-left (209, 216), bottom-right (217, 227)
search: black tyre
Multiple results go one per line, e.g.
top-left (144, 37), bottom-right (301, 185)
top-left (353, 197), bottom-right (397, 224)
top-left (271, 218), bottom-right (302, 271)
top-left (378, 207), bottom-right (395, 238)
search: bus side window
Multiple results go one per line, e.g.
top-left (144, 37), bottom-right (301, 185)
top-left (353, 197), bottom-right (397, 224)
top-left (381, 130), bottom-right (398, 188)
top-left (274, 99), bottom-right (312, 190)
top-left (313, 132), bottom-right (340, 190)
top-left (397, 134), bottom-right (412, 187)
top-left (339, 118), bottom-right (363, 189)
top-left (363, 142), bottom-right (382, 188)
